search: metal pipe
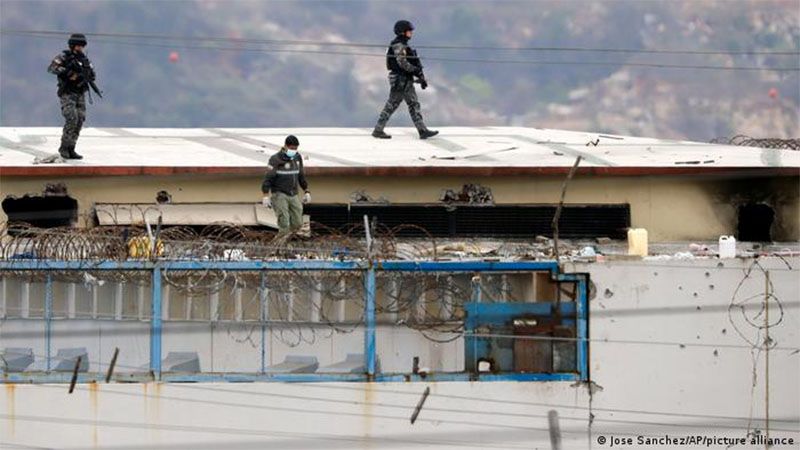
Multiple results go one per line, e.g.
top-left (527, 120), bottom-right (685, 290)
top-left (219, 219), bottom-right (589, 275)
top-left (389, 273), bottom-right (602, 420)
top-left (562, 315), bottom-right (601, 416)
top-left (150, 266), bottom-right (163, 379)
top-left (365, 267), bottom-right (377, 377)
top-left (45, 274), bottom-right (53, 372)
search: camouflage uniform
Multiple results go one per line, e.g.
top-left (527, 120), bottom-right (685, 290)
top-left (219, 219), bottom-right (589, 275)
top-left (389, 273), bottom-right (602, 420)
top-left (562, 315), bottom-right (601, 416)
top-left (58, 92), bottom-right (86, 150)
top-left (48, 50), bottom-right (93, 157)
top-left (374, 37), bottom-right (427, 133)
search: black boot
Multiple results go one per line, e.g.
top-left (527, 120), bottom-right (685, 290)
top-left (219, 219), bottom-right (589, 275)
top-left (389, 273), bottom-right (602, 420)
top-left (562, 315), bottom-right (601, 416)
top-left (67, 145), bottom-right (83, 160)
top-left (372, 129), bottom-right (392, 139)
top-left (419, 129), bottom-right (439, 140)
top-left (58, 144), bottom-right (71, 159)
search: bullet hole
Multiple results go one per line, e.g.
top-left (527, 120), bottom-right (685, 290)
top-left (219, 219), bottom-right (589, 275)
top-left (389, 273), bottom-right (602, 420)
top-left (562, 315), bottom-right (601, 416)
top-left (713, 350), bottom-right (719, 357)
top-left (705, 272), bottom-right (710, 278)
top-left (696, 335), bottom-right (701, 340)
top-left (156, 190), bottom-right (172, 204)
top-left (693, 292), bottom-right (698, 298)
top-left (721, 328), bottom-right (727, 334)
top-left (604, 288), bottom-right (614, 299)
top-left (654, 272), bottom-right (658, 276)
top-left (717, 262), bottom-right (724, 268)
top-left (709, 285), bottom-right (715, 290)
top-left (696, 306), bottom-right (701, 311)
top-left (678, 286), bottom-right (683, 290)
top-left (679, 344), bottom-right (686, 349)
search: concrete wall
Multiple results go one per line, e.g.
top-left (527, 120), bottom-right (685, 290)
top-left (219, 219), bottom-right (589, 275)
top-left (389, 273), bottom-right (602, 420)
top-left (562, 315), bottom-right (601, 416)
top-left (1, 257), bottom-right (798, 449)
top-left (2, 174), bottom-right (798, 241)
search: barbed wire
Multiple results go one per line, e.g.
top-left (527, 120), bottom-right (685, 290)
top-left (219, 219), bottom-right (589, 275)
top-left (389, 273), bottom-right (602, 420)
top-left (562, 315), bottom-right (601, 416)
top-left (710, 135), bottom-right (800, 150)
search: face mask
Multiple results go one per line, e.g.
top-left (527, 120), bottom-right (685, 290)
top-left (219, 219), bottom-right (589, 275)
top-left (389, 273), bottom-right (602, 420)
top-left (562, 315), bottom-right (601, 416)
top-left (285, 149), bottom-right (297, 158)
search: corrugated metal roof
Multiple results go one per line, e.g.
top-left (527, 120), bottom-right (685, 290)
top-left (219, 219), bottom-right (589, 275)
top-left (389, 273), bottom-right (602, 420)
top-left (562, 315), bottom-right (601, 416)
top-left (1, 126), bottom-right (798, 176)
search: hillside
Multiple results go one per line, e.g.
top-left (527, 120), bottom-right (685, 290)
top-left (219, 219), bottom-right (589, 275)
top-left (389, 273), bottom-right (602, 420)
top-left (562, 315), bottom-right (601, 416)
top-left (1, 0), bottom-right (798, 141)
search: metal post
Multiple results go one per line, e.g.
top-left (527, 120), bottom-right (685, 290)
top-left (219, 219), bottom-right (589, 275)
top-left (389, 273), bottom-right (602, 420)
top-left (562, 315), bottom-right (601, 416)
top-left (45, 275), bottom-right (53, 371)
top-left (576, 275), bottom-right (588, 380)
top-left (365, 267), bottom-right (377, 377)
top-left (150, 266), bottom-right (163, 379)
top-left (260, 272), bottom-right (268, 374)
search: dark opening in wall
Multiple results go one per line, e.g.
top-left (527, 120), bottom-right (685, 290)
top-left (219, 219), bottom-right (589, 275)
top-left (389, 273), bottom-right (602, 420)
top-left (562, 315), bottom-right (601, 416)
top-left (2, 191), bottom-right (78, 232)
top-left (737, 203), bottom-right (774, 242)
top-left (305, 204), bottom-right (631, 239)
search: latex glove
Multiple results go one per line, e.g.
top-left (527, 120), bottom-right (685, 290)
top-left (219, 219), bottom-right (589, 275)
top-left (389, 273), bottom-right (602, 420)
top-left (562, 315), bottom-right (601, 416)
top-left (302, 191), bottom-right (311, 204)
top-left (262, 196), bottom-right (272, 208)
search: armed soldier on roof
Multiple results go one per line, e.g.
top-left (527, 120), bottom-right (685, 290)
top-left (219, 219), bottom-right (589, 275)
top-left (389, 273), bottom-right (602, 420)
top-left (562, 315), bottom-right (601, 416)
top-left (372, 20), bottom-right (438, 140)
top-left (47, 33), bottom-right (102, 160)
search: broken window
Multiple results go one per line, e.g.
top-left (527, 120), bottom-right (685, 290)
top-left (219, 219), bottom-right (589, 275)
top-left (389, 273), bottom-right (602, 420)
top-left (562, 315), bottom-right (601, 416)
top-left (2, 184), bottom-right (78, 232)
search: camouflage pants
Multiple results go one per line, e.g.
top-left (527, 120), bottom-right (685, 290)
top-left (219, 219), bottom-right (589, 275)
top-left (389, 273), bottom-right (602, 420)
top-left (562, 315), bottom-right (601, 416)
top-left (59, 92), bottom-right (86, 147)
top-left (375, 75), bottom-right (426, 132)
top-left (272, 191), bottom-right (304, 234)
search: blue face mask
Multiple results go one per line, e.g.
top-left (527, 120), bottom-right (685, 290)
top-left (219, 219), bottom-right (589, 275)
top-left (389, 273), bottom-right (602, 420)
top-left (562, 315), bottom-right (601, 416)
top-left (285, 149), bottom-right (297, 158)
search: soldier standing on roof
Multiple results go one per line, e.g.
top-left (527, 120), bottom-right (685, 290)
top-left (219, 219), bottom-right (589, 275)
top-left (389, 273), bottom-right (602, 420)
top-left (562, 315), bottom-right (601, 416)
top-left (47, 33), bottom-right (102, 160)
top-left (261, 135), bottom-right (311, 234)
top-left (372, 20), bottom-right (438, 140)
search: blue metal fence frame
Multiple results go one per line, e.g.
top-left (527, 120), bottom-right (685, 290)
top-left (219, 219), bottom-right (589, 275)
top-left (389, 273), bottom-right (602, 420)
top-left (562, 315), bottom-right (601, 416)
top-left (0, 259), bottom-right (588, 383)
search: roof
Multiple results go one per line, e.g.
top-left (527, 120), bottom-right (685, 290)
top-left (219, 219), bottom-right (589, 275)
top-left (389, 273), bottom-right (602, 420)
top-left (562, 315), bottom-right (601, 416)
top-left (1, 126), bottom-right (798, 177)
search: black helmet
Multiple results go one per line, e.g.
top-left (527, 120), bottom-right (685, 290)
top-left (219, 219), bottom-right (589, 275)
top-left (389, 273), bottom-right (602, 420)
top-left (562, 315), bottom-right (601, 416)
top-left (285, 135), bottom-right (300, 147)
top-left (68, 33), bottom-right (87, 47)
top-left (394, 20), bottom-right (414, 36)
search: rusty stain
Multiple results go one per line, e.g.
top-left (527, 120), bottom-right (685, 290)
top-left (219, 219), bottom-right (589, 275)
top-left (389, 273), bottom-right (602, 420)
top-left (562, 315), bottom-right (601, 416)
top-left (362, 382), bottom-right (374, 440)
top-left (89, 382), bottom-right (99, 447)
top-left (152, 382), bottom-right (162, 422)
top-left (143, 382), bottom-right (148, 417)
top-left (5, 384), bottom-right (15, 438)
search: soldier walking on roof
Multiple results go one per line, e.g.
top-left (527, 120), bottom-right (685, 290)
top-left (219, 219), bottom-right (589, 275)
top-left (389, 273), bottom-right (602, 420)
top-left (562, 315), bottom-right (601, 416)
top-left (47, 33), bottom-right (102, 160)
top-left (372, 20), bottom-right (438, 140)
top-left (261, 135), bottom-right (311, 234)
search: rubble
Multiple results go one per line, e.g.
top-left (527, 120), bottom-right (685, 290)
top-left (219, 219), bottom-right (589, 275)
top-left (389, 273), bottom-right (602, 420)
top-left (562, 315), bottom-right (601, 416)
top-left (439, 183), bottom-right (494, 205)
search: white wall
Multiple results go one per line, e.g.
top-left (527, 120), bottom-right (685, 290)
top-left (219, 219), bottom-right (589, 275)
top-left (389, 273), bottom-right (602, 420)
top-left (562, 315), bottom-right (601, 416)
top-left (2, 257), bottom-right (798, 449)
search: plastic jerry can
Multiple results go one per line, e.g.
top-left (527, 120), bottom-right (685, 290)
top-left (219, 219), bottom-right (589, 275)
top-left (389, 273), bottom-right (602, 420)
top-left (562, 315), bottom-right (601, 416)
top-left (627, 228), bottom-right (648, 257)
top-left (719, 235), bottom-right (736, 258)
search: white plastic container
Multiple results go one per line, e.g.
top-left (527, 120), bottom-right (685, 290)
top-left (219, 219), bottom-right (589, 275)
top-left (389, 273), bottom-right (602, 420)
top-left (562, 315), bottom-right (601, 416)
top-left (627, 228), bottom-right (648, 257)
top-left (718, 235), bottom-right (736, 259)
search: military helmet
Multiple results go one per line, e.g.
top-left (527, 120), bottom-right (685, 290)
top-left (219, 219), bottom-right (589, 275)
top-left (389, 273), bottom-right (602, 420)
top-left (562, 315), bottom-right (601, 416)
top-left (394, 20), bottom-right (414, 35)
top-left (68, 33), bottom-right (87, 47)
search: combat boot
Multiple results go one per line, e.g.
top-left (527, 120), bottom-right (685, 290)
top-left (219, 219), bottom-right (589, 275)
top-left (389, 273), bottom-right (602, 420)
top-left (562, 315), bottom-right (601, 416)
top-left (419, 129), bottom-right (439, 140)
top-left (58, 144), bottom-right (71, 159)
top-left (67, 145), bottom-right (83, 160)
top-left (372, 129), bottom-right (392, 139)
